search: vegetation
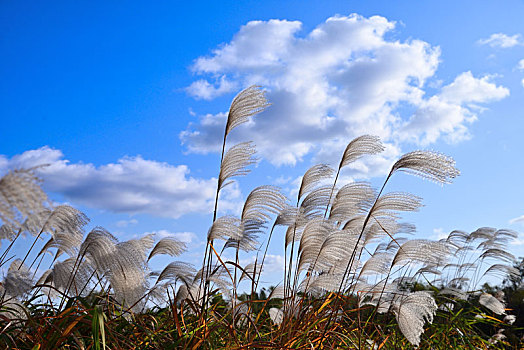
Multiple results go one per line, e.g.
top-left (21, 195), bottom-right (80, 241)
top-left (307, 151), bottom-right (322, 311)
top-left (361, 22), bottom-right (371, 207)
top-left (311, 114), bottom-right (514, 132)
top-left (0, 86), bottom-right (522, 349)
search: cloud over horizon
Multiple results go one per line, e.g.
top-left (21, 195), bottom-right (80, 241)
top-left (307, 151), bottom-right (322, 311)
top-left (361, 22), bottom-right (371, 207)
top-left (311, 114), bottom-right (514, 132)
top-left (182, 14), bottom-right (509, 169)
top-left (0, 147), bottom-right (241, 219)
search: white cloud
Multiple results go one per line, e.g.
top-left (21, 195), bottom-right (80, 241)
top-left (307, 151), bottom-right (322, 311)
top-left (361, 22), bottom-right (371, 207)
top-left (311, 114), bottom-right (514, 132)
top-left (431, 228), bottom-right (448, 240)
top-left (186, 75), bottom-right (238, 100)
top-left (146, 230), bottom-right (199, 245)
top-left (401, 72), bottom-right (509, 145)
top-left (440, 72), bottom-right (509, 105)
top-left (522, 78), bottom-right (524, 88)
top-left (1, 147), bottom-right (241, 219)
top-left (478, 33), bottom-right (522, 48)
top-left (116, 218), bottom-right (138, 228)
top-left (517, 59), bottom-right (524, 71)
top-left (182, 14), bottom-right (509, 171)
top-left (509, 215), bottom-right (524, 225)
top-left (261, 254), bottom-right (286, 273)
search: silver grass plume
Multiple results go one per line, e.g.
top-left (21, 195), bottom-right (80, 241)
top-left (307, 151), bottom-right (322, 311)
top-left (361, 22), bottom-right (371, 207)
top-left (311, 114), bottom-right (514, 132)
top-left (297, 164), bottom-right (334, 201)
top-left (231, 185), bottom-right (286, 252)
top-left (392, 291), bottom-right (437, 346)
top-left (36, 205), bottom-right (88, 258)
top-left (0, 168), bottom-right (49, 229)
top-left (303, 273), bottom-right (348, 294)
top-left (224, 226), bottom-right (260, 252)
top-left (42, 205), bottom-right (88, 239)
top-left (468, 227), bottom-right (496, 241)
top-left (225, 85), bottom-right (270, 136)
top-left (391, 150), bottom-right (459, 184)
top-left (156, 261), bottom-right (196, 285)
top-left (479, 293), bottom-right (506, 315)
top-left (298, 185), bottom-right (334, 223)
top-left (415, 265), bottom-right (443, 277)
top-left (269, 285), bottom-right (285, 299)
top-left (49, 256), bottom-right (94, 296)
top-left (110, 235), bottom-right (156, 310)
top-left (392, 239), bottom-right (452, 267)
top-left (218, 141), bottom-right (257, 190)
top-left (241, 185), bottom-right (287, 223)
top-left (0, 296), bottom-right (27, 320)
top-left (239, 262), bottom-right (263, 282)
top-left (207, 216), bottom-right (242, 242)
top-left (148, 236), bottom-right (187, 261)
top-left (370, 192), bottom-right (423, 219)
top-left (329, 182), bottom-right (375, 223)
top-left (363, 219), bottom-right (415, 246)
top-left (274, 206), bottom-right (298, 227)
top-left (439, 288), bottom-right (468, 301)
top-left (339, 135), bottom-right (385, 168)
top-left (479, 248), bottom-right (515, 263)
top-left (446, 230), bottom-right (469, 245)
top-left (79, 227), bottom-right (118, 273)
top-left (483, 264), bottom-right (521, 280)
top-left (269, 307), bottom-right (284, 326)
top-left (504, 315), bottom-right (516, 325)
top-left (297, 219), bottom-right (332, 272)
top-left (285, 224), bottom-right (304, 247)
top-left (359, 252), bottom-right (393, 276)
top-left (315, 230), bottom-right (361, 274)
top-left (2, 259), bottom-right (33, 298)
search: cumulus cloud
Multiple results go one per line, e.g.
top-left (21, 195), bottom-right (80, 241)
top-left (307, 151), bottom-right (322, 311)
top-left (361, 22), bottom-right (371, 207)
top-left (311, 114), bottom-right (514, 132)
top-left (0, 147), bottom-right (241, 218)
top-left (181, 14), bottom-right (509, 170)
top-left (478, 33), bottom-right (522, 48)
top-left (401, 72), bottom-right (509, 145)
top-left (186, 75), bottom-right (238, 100)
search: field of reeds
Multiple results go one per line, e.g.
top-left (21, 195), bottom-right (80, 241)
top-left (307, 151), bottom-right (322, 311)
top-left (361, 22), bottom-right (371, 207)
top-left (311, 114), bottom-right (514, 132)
top-left (0, 86), bottom-right (522, 349)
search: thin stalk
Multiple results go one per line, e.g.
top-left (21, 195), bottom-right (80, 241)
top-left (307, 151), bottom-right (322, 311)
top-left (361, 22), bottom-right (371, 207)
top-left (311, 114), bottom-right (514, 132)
top-left (200, 133), bottom-right (227, 322)
top-left (320, 170), bottom-right (393, 341)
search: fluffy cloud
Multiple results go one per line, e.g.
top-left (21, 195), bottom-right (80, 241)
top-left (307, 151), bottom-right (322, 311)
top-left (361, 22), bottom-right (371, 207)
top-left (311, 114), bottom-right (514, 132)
top-left (0, 147), bottom-right (241, 218)
top-left (478, 33), bottom-right (522, 48)
top-left (401, 72), bottom-right (509, 145)
top-left (182, 14), bottom-right (509, 169)
top-left (186, 75), bottom-right (238, 100)
top-left (517, 59), bottom-right (524, 71)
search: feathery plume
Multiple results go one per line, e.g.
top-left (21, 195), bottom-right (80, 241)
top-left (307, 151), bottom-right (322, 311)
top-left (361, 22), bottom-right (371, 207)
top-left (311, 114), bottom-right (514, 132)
top-left (225, 85), bottom-right (270, 136)
top-left (218, 142), bottom-right (257, 190)
top-left (479, 293), bottom-right (506, 315)
top-left (207, 216), bottom-right (242, 242)
top-left (391, 150), bottom-right (459, 184)
top-left (298, 164), bottom-right (334, 200)
top-left (392, 291), bottom-right (437, 346)
top-left (156, 261), bottom-right (196, 284)
top-left (148, 237), bottom-right (187, 261)
top-left (0, 168), bottom-right (49, 229)
top-left (392, 239), bottom-right (452, 266)
top-left (241, 185), bottom-right (287, 223)
top-left (2, 259), bottom-right (33, 297)
top-left (269, 308), bottom-right (284, 326)
top-left (340, 135), bottom-right (385, 168)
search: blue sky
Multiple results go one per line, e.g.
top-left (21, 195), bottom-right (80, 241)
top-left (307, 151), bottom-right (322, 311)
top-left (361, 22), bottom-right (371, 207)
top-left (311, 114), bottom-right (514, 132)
top-left (1, 0), bottom-right (524, 282)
